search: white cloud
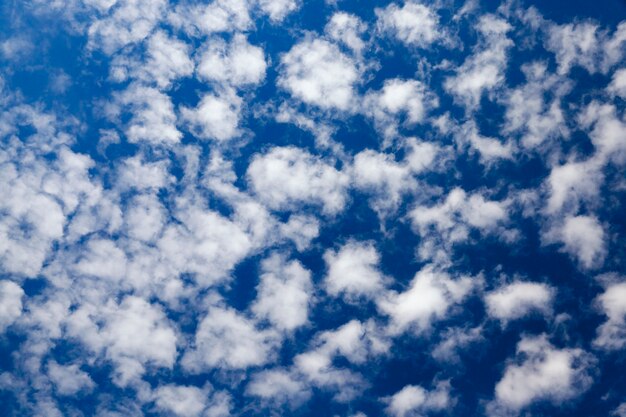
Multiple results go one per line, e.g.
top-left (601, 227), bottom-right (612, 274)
top-left (324, 241), bottom-right (385, 300)
top-left (352, 140), bottom-right (438, 215)
top-left (384, 381), bottom-right (451, 417)
top-left (579, 101), bottom-right (626, 165)
top-left (246, 368), bottom-right (311, 406)
top-left (140, 31), bottom-right (194, 89)
top-left (257, 0), bottom-right (299, 22)
top-left (325, 12), bottom-right (367, 54)
top-left (363, 79), bottom-right (437, 140)
top-left (278, 38), bottom-right (359, 111)
top-left (545, 159), bottom-right (603, 215)
top-left (609, 68), bottom-right (626, 98)
top-left (445, 15), bottom-right (512, 110)
top-left (376, 2), bottom-right (440, 48)
top-left (490, 335), bottom-right (594, 414)
top-left (153, 385), bottom-right (207, 417)
top-left (197, 34), bottom-right (266, 87)
top-left (502, 61), bottom-right (571, 149)
top-left (544, 20), bottom-right (626, 75)
top-left (124, 193), bottom-right (166, 242)
top-left (378, 266), bottom-right (477, 335)
top-left (0, 281), bottom-right (24, 332)
top-left (594, 280), bottom-right (626, 350)
top-left (47, 361), bottom-right (95, 396)
top-left (67, 296), bottom-right (178, 387)
top-left (169, 0), bottom-right (252, 37)
top-left (452, 119), bottom-right (513, 163)
top-left (111, 84), bottom-right (182, 145)
top-left (251, 253), bottom-right (312, 332)
top-left (409, 188), bottom-right (510, 263)
top-left (554, 215), bottom-right (606, 270)
top-left (182, 306), bottom-right (277, 371)
top-left (247, 146), bottom-right (349, 214)
top-left (485, 281), bottom-right (554, 324)
top-left (180, 90), bottom-right (242, 142)
top-left (87, 0), bottom-right (166, 54)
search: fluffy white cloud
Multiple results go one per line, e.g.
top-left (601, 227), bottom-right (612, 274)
top-left (153, 385), bottom-right (208, 417)
top-left (378, 266), bottom-right (477, 335)
top-left (67, 296), bottom-right (178, 386)
top-left (485, 281), bottom-right (554, 324)
top-left (579, 101), bottom-right (626, 164)
top-left (363, 79), bottom-right (437, 140)
top-left (376, 2), bottom-right (440, 48)
top-left (608, 68), bottom-right (626, 98)
top-left (111, 84), bottom-right (182, 145)
top-left (490, 335), bottom-right (594, 414)
top-left (182, 306), bottom-right (277, 371)
top-left (47, 361), bottom-right (95, 396)
top-left (409, 188), bottom-right (510, 263)
top-left (325, 12), bottom-right (367, 53)
top-left (278, 38), bottom-right (359, 110)
top-left (502, 61), bottom-right (571, 149)
top-left (169, 0), bottom-right (252, 36)
top-left (0, 281), bottom-right (24, 332)
top-left (138, 31), bottom-right (194, 89)
top-left (594, 280), bottom-right (626, 350)
top-left (324, 241), bottom-right (385, 300)
top-left (247, 146), bottom-right (349, 214)
top-left (445, 15), bottom-right (512, 110)
top-left (257, 0), bottom-right (299, 22)
top-left (384, 382), bottom-right (451, 417)
top-left (252, 254), bottom-right (312, 332)
top-left (180, 90), bottom-right (242, 142)
top-left (197, 34), bottom-right (266, 87)
top-left (87, 0), bottom-right (167, 54)
top-left (544, 20), bottom-right (626, 75)
top-left (246, 368), bottom-right (311, 406)
top-left (545, 160), bottom-right (603, 214)
top-left (556, 215), bottom-right (606, 270)
top-left (352, 140), bottom-right (438, 215)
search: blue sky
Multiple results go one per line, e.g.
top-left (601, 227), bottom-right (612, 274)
top-left (0, 1), bottom-right (626, 416)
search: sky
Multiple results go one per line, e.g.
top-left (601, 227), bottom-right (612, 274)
top-left (0, 0), bottom-right (625, 416)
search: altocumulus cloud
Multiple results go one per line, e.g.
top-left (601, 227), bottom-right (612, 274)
top-left (0, 1), bottom-right (625, 416)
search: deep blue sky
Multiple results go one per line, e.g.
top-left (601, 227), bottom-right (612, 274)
top-left (0, 1), bottom-right (625, 417)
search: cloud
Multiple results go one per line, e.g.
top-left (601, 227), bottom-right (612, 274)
top-left (0, 281), bottom-right (24, 332)
top-left (110, 84), bottom-right (182, 145)
top-left (485, 281), bottom-right (554, 324)
top-left (378, 265), bottom-right (477, 335)
top-left (66, 296), bottom-right (178, 387)
top-left (197, 34), bottom-right (266, 87)
top-left (180, 90), bottom-right (243, 142)
top-left (489, 335), bottom-right (595, 414)
top-left (278, 38), bottom-right (359, 111)
top-left (363, 79), bottom-right (437, 140)
top-left (87, 0), bottom-right (167, 54)
top-left (251, 253), bottom-right (313, 332)
top-left (375, 2), bottom-right (441, 48)
top-left (182, 305), bottom-right (277, 371)
top-left (169, 0), bottom-right (252, 37)
top-left (502, 61), bottom-right (571, 149)
top-left (384, 381), bottom-right (452, 417)
top-left (324, 241), bottom-right (385, 300)
top-left (444, 14), bottom-right (512, 110)
top-left (257, 0), bottom-right (299, 22)
top-left (409, 188), bottom-right (511, 263)
top-left (246, 146), bottom-right (349, 214)
top-left (110, 30), bottom-right (194, 89)
top-left (47, 361), bottom-right (95, 396)
top-left (325, 12), bottom-right (367, 54)
top-left (551, 215), bottom-right (606, 270)
top-left (246, 368), bottom-right (311, 406)
top-left (594, 280), bottom-right (626, 350)
top-left (608, 68), bottom-right (626, 98)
